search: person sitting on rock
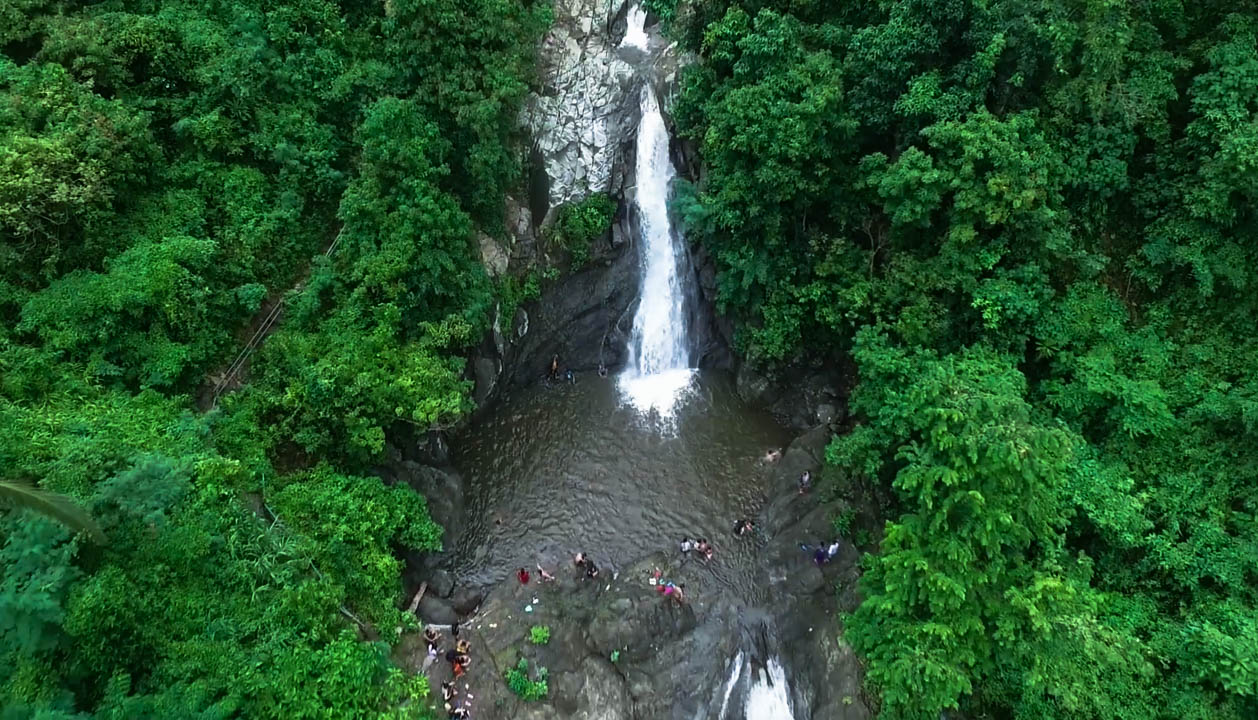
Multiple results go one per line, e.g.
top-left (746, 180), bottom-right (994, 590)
top-left (733, 519), bottom-right (754, 536)
top-left (455, 638), bottom-right (471, 655)
top-left (661, 581), bottom-right (685, 604)
top-left (679, 537), bottom-right (694, 555)
top-left (798, 470), bottom-right (813, 494)
top-left (452, 653), bottom-right (471, 677)
top-left (598, 363), bottom-right (608, 378)
top-left (441, 681), bottom-right (458, 704)
top-left (763, 448), bottom-right (782, 463)
top-left (516, 567), bottom-right (530, 585)
top-left (423, 626), bottom-right (443, 650)
top-left (565, 369), bottom-right (575, 383)
top-left (584, 559), bottom-right (600, 580)
top-left (813, 547), bottom-right (829, 567)
top-left (549, 355), bottom-right (561, 382)
top-left (450, 706), bottom-right (470, 719)
top-left (574, 551), bottom-right (588, 568)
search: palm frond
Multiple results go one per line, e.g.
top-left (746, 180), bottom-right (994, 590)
top-left (0, 479), bottom-right (107, 544)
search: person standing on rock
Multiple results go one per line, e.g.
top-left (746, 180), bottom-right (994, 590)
top-left (423, 643), bottom-right (439, 672)
top-left (516, 567), bottom-right (530, 584)
top-left (733, 519), bottom-right (754, 536)
top-left (679, 537), bottom-right (694, 555)
top-left (798, 470), bottom-right (813, 494)
top-left (549, 355), bottom-right (561, 383)
top-left (826, 539), bottom-right (841, 561)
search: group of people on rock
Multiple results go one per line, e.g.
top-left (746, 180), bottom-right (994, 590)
top-left (808, 539), bottom-right (842, 567)
top-left (547, 355), bottom-right (573, 384)
top-left (761, 444), bottom-right (816, 495)
top-left (423, 625), bottom-right (474, 718)
top-left (679, 536), bottom-right (714, 561)
top-left (547, 355), bottom-right (612, 383)
top-left (650, 567), bottom-right (686, 603)
top-left (515, 554), bottom-right (600, 585)
top-left (574, 552), bottom-right (600, 579)
top-left (516, 563), bottom-right (558, 585)
top-left (677, 517), bottom-right (758, 566)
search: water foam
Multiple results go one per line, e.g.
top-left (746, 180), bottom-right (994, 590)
top-left (744, 657), bottom-right (795, 720)
top-left (621, 4), bottom-right (649, 50)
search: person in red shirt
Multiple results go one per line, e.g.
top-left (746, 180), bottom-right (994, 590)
top-left (516, 567), bottom-right (530, 584)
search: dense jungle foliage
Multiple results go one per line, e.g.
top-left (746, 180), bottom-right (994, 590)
top-left (0, 0), bottom-right (548, 717)
top-left (650, 0), bottom-right (1258, 718)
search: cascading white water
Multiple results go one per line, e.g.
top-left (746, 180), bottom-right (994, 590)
top-left (744, 657), bottom-right (795, 719)
top-left (718, 651), bottom-right (745, 720)
top-left (717, 653), bottom-right (798, 720)
top-left (618, 86), bottom-right (695, 419)
top-left (621, 4), bottom-right (649, 50)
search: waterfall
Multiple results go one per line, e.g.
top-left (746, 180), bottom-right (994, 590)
top-left (618, 86), bottom-right (695, 419)
top-left (621, 4), bottom-right (649, 50)
top-left (744, 657), bottom-right (795, 720)
top-left (716, 652), bottom-right (798, 720)
top-left (717, 651), bottom-right (745, 720)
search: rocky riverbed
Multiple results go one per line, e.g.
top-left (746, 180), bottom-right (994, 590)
top-left (395, 422), bottom-right (873, 720)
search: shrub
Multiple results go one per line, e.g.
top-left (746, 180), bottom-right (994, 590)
top-left (504, 657), bottom-right (548, 701)
top-left (529, 625), bottom-right (550, 645)
top-left (546, 193), bottom-right (616, 269)
top-left (832, 507), bottom-right (855, 537)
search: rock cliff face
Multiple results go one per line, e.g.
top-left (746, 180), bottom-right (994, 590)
top-left (525, 0), bottom-right (638, 219)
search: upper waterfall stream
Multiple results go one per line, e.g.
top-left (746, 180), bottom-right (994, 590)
top-left (618, 87), bottom-right (696, 422)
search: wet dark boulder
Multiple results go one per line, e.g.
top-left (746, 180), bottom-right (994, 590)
top-left (428, 569), bottom-right (455, 599)
top-left (735, 362), bottom-right (775, 408)
top-left (586, 581), bottom-right (698, 662)
top-left (449, 586), bottom-right (485, 616)
top-left (417, 595), bottom-right (459, 625)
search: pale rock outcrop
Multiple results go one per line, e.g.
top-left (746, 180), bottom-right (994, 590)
top-left (525, 0), bottom-right (639, 220)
